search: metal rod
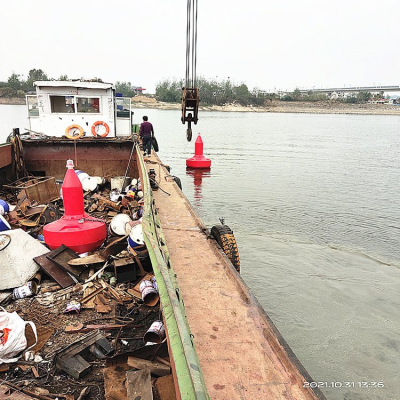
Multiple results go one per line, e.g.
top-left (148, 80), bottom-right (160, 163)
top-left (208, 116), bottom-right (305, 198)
top-left (122, 141), bottom-right (136, 191)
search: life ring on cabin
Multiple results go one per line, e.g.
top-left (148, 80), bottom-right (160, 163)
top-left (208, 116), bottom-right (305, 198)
top-left (65, 125), bottom-right (84, 140)
top-left (91, 121), bottom-right (110, 138)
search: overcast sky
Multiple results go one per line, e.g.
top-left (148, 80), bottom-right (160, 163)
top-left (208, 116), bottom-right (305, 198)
top-left (1, 0), bottom-right (399, 93)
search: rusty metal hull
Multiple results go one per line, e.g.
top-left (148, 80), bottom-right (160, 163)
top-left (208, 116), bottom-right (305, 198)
top-left (21, 137), bottom-right (139, 180)
top-left (0, 144), bottom-right (12, 169)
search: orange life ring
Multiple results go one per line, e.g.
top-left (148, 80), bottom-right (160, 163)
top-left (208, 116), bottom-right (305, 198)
top-left (65, 125), bottom-right (84, 140)
top-left (91, 121), bottom-right (110, 138)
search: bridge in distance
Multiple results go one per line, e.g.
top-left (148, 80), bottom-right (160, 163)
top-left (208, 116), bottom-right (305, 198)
top-left (295, 85), bottom-right (400, 95)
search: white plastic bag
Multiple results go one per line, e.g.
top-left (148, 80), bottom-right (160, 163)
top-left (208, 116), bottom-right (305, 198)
top-left (0, 308), bottom-right (37, 364)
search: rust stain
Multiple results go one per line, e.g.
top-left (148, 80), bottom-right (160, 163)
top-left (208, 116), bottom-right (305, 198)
top-left (213, 384), bottom-right (226, 390)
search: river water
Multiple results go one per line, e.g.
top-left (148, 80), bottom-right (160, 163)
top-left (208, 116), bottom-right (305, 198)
top-left (1, 105), bottom-right (400, 400)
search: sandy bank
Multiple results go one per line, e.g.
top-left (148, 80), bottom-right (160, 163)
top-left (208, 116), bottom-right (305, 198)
top-left (2, 96), bottom-right (399, 116)
top-left (0, 98), bottom-right (26, 105)
top-left (132, 98), bottom-right (400, 116)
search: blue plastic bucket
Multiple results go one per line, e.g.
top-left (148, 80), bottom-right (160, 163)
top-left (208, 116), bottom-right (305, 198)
top-left (0, 215), bottom-right (11, 232)
top-left (0, 200), bottom-right (9, 215)
top-left (128, 224), bottom-right (144, 248)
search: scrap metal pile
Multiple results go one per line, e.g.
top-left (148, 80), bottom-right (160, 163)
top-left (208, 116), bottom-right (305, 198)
top-left (0, 165), bottom-right (175, 399)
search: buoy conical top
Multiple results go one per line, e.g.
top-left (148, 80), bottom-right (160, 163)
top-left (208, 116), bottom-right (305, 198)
top-left (63, 159), bottom-right (85, 217)
top-left (186, 134), bottom-right (211, 169)
top-left (43, 159), bottom-right (107, 253)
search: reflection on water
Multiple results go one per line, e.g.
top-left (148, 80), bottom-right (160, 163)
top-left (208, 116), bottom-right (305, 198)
top-left (185, 167), bottom-right (211, 207)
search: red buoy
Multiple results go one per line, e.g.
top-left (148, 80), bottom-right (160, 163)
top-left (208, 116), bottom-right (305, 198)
top-left (186, 133), bottom-right (211, 168)
top-left (43, 159), bottom-right (107, 253)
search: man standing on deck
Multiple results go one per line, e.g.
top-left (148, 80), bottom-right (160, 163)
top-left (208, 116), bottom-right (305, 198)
top-left (139, 116), bottom-right (154, 157)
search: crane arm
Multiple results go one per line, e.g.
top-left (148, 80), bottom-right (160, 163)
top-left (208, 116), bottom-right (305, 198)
top-left (181, 0), bottom-right (199, 142)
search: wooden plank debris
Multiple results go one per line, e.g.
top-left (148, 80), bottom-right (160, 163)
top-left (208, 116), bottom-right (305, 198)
top-left (65, 323), bottom-right (126, 334)
top-left (103, 364), bottom-right (129, 400)
top-left (56, 331), bottom-right (112, 379)
top-left (127, 356), bottom-right (171, 377)
top-left (154, 375), bottom-right (176, 400)
top-left (95, 299), bottom-right (112, 314)
top-left (46, 245), bottom-right (85, 280)
top-left (31, 325), bottom-right (54, 353)
top-left (128, 247), bottom-right (146, 276)
top-left (93, 195), bottom-right (123, 211)
top-left (155, 356), bottom-right (171, 368)
top-left (126, 369), bottom-right (153, 400)
top-left (0, 387), bottom-right (32, 399)
top-left (1, 382), bottom-right (53, 400)
top-left (32, 366), bottom-right (39, 378)
top-left (40, 285), bottom-right (62, 293)
top-left (68, 254), bottom-right (105, 266)
top-left (81, 286), bottom-right (97, 309)
top-left (80, 286), bottom-right (105, 304)
top-left (76, 387), bottom-right (90, 400)
top-left (33, 254), bottom-right (75, 288)
top-left (99, 236), bottom-right (129, 259)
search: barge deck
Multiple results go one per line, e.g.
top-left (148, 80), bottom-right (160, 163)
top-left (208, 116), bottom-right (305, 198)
top-left (145, 153), bottom-right (325, 400)
top-left (0, 132), bottom-right (325, 399)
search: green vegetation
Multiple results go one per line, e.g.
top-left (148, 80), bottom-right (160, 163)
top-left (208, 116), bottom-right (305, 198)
top-left (115, 81), bottom-right (136, 97)
top-left (0, 69), bottom-right (389, 106)
top-left (0, 69), bottom-right (139, 99)
top-left (155, 77), bottom-right (276, 106)
top-left (155, 79), bottom-right (378, 106)
top-left (0, 69), bottom-right (52, 98)
top-left (0, 69), bottom-right (49, 94)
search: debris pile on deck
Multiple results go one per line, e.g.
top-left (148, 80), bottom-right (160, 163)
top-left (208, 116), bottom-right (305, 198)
top-left (0, 165), bottom-right (175, 400)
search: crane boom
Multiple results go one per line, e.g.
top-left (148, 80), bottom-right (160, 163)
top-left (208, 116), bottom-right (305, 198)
top-left (181, 0), bottom-right (199, 142)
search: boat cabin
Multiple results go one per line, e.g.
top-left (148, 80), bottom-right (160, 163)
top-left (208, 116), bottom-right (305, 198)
top-left (26, 81), bottom-right (133, 138)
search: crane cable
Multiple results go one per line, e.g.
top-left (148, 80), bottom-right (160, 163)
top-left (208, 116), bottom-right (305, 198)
top-left (186, 0), bottom-right (198, 88)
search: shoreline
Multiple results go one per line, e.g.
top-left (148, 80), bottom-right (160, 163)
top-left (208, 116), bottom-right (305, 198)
top-left (133, 98), bottom-right (400, 116)
top-left (2, 97), bottom-right (400, 116)
top-left (0, 98), bottom-right (26, 105)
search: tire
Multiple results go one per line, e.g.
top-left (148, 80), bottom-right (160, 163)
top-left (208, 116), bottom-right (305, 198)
top-left (211, 225), bottom-right (240, 273)
top-left (173, 176), bottom-right (182, 190)
top-left (211, 225), bottom-right (232, 238)
top-left (152, 136), bottom-right (159, 152)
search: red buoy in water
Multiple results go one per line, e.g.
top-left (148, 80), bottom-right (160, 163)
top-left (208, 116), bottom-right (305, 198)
top-left (43, 159), bottom-right (107, 253)
top-left (186, 133), bottom-right (211, 168)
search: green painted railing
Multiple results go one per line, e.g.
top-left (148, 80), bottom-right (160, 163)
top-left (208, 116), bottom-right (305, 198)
top-left (137, 145), bottom-right (209, 400)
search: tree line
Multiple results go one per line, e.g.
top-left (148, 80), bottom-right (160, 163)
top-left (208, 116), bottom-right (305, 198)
top-left (280, 88), bottom-right (381, 104)
top-left (0, 69), bottom-right (137, 98)
top-left (0, 69), bottom-right (50, 98)
top-left (0, 69), bottom-right (379, 105)
top-left (155, 77), bottom-right (272, 106)
top-left (155, 78), bottom-right (379, 106)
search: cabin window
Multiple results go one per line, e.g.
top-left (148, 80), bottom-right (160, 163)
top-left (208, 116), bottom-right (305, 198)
top-left (27, 96), bottom-right (39, 117)
top-left (76, 97), bottom-right (100, 113)
top-left (50, 96), bottom-right (75, 113)
top-left (116, 97), bottom-right (131, 118)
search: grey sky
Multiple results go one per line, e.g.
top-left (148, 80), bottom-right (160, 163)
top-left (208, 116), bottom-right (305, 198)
top-left (1, 0), bottom-right (399, 94)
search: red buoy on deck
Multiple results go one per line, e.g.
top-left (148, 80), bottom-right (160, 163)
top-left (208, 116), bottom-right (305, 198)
top-left (186, 133), bottom-right (211, 168)
top-left (43, 159), bottom-right (107, 253)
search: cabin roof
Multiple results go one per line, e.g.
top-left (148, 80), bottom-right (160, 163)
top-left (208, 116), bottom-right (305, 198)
top-left (34, 81), bottom-right (114, 90)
